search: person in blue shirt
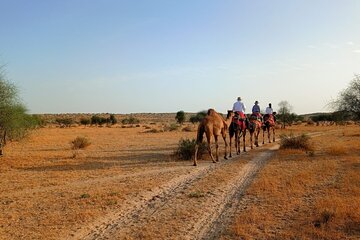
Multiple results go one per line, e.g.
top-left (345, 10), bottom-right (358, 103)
top-left (252, 100), bottom-right (260, 114)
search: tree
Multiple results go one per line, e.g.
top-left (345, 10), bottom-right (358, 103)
top-left (332, 74), bottom-right (360, 121)
top-left (189, 111), bottom-right (207, 124)
top-left (0, 69), bottom-right (36, 155)
top-left (277, 101), bottom-right (293, 129)
top-left (175, 110), bottom-right (186, 125)
top-left (109, 114), bottom-right (117, 125)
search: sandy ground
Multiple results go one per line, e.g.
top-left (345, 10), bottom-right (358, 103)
top-left (0, 121), bottom-right (341, 239)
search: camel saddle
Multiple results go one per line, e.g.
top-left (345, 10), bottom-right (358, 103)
top-left (232, 111), bottom-right (246, 129)
top-left (264, 114), bottom-right (275, 125)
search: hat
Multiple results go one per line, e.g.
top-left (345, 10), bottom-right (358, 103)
top-left (255, 100), bottom-right (259, 104)
top-left (237, 97), bottom-right (242, 101)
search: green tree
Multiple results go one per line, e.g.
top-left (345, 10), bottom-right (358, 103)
top-left (332, 74), bottom-right (360, 121)
top-left (109, 114), bottom-right (117, 125)
top-left (189, 111), bottom-right (207, 124)
top-left (277, 101), bottom-right (292, 129)
top-left (175, 110), bottom-right (186, 125)
top-left (0, 69), bottom-right (36, 155)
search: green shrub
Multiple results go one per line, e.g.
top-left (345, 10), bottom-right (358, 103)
top-left (71, 136), bottom-right (91, 149)
top-left (175, 110), bottom-right (186, 124)
top-left (164, 123), bottom-right (179, 132)
top-left (55, 117), bottom-right (74, 127)
top-left (175, 138), bottom-right (206, 160)
top-left (280, 133), bottom-right (312, 151)
top-left (121, 116), bottom-right (140, 125)
top-left (90, 115), bottom-right (109, 125)
top-left (190, 111), bottom-right (207, 124)
top-left (80, 117), bottom-right (91, 126)
top-left (109, 114), bottom-right (117, 125)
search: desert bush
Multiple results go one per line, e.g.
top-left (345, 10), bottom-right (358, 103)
top-left (109, 114), bottom-right (117, 125)
top-left (121, 116), bottom-right (140, 125)
top-left (90, 115), bottom-right (108, 126)
top-left (70, 136), bottom-right (91, 149)
top-left (175, 110), bottom-right (186, 124)
top-left (175, 138), bottom-right (206, 160)
top-left (80, 117), bottom-right (91, 126)
top-left (189, 111), bottom-right (207, 124)
top-left (280, 134), bottom-right (312, 151)
top-left (164, 123), bottom-right (179, 132)
top-left (56, 117), bottom-right (74, 127)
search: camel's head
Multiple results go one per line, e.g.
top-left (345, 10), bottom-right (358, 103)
top-left (227, 110), bottom-right (234, 119)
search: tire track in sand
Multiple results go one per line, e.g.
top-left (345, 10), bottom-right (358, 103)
top-left (71, 161), bottom-right (222, 240)
top-left (71, 143), bottom-right (279, 239)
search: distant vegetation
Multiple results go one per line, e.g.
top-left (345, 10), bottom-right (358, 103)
top-left (175, 110), bottom-right (186, 124)
top-left (91, 114), bottom-right (117, 126)
top-left (189, 111), bottom-right (207, 124)
top-left (331, 74), bottom-right (360, 121)
top-left (0, 68), bottom-right (39, 154)
top-left (121, 116), bottom-right (140, 125)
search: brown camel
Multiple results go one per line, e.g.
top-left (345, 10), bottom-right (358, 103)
top-left (248, 113), bottom-right (262, 149)
top-left (227, 110), bottom-right (247, 157)
top-left (193, 109), bottom-right (233, 166)
top-left (262, 113), bottom-right (276, 143)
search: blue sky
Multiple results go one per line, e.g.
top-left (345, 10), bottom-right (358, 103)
top-left (0, 0), bottom-right (359, 114)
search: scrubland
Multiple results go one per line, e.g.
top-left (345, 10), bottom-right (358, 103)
top-left (0, 114), bottom-right (358, 239)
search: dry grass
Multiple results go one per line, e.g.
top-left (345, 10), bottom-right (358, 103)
top-left (226, 125), bottom-right (360, 240)
top-left (1, 116), bottom-right (359, 239)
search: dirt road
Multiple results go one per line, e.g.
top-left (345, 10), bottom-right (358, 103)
top-left (72, 143), bottom-right (280, 240)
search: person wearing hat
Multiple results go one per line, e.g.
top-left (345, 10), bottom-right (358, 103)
top-left (252, 100), bottom-right (260, 114)
top-left (232, 97), bottom-right (246, 114)
top-left (252, 100), bottom-right (262, 121)
top-left (232, 97), bottom-right (248, 128)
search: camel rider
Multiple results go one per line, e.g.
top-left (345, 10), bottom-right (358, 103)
top-left (232, 97), bottom-right (248, 128)
top-left (265, 103), bottom-right (276, 122)
top-left (252, 100), bottom-right (262, 121)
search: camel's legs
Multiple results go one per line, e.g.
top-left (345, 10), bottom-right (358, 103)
top-left (205, 137), bottom-right (215, 163)
top-left (262, 128), bottom-right (265, 144)
top-left (214, 135), bottom-right (219, 162)
top-left (236, 132), bottom-right (240, 155)
top-left (273, 127), bottom-right (276, 142)
top-left (193, 144), bottom-right (199, 166)
top-left (243, 131), bottom-right (247, 152)
top-left (222, 134), bottom-right (228, 160)
top-left (250, 131), bottom-right (253, 149)
top-left (229, 133), bottom-right (233, 158)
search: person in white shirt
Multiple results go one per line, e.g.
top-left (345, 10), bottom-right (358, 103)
top-left (232, 97), bottom-right (248, 128)
top-left (265, 103), bottom-right (273, 114)
top-left (233, 97), bottom-right (246, 113)
top-left (265, 103), bottom-right (276, 122)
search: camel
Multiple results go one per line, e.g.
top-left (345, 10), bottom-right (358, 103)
top-left (193, 109), bottom-right (233, 166)
top-left (248, 113), bottom-right (262, 149)
top-left (227, 110), bottom-right (247, 157)
top-left (262, 113), bottom-right (276, 143)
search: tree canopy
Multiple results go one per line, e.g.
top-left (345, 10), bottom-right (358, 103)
top-left (175, 110), bottom-right (186, 124)
top-left (277, 101), bottom-right (293, 128)
top-left (332, 74), bottom-right (360, 121)
top-left (0, 69), bottom-right (37, 149)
